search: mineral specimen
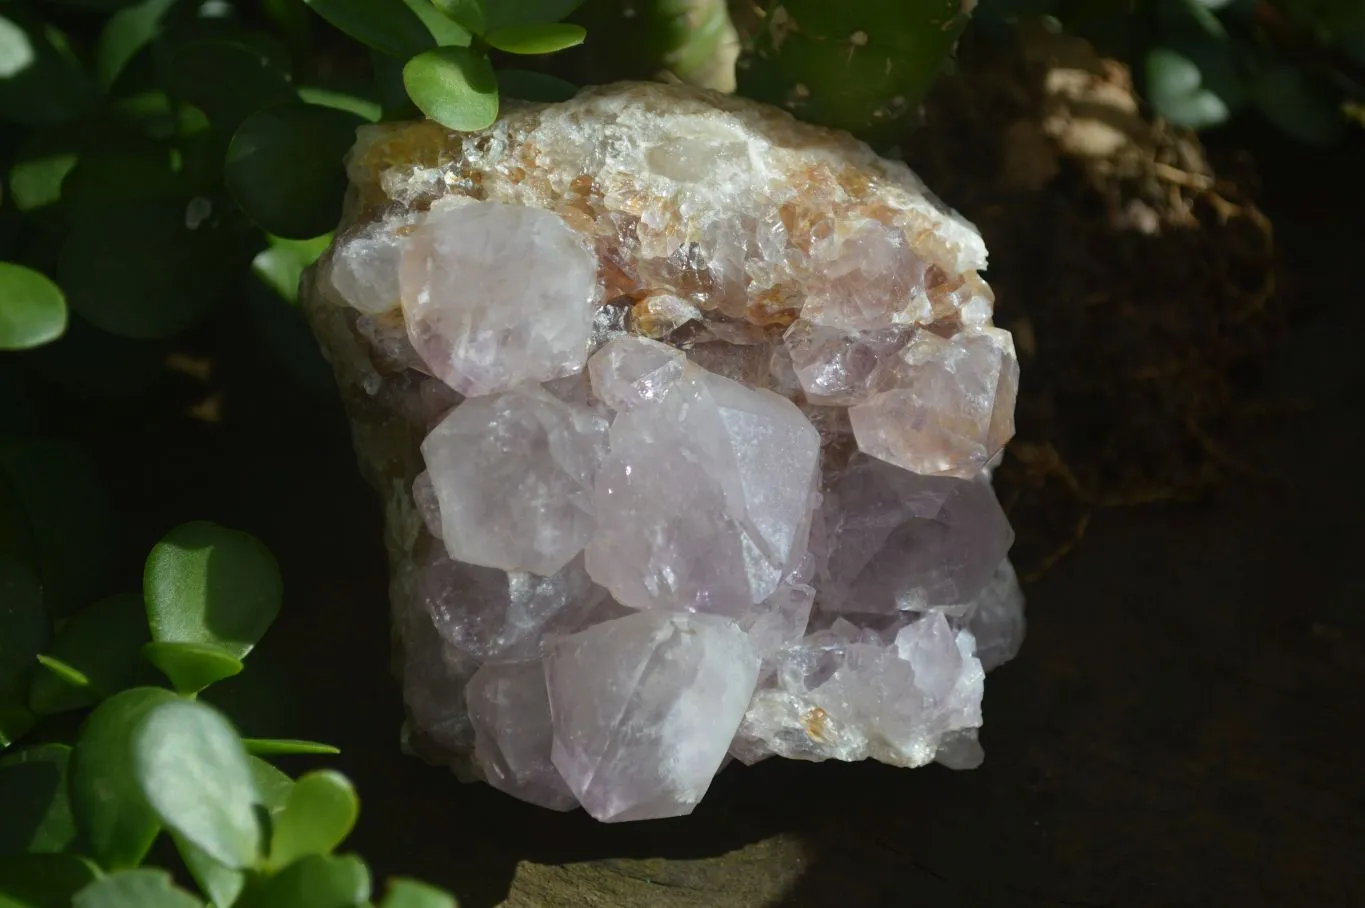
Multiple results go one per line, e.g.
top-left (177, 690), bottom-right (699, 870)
top-left (303, 82), bottom-right (1026, 823)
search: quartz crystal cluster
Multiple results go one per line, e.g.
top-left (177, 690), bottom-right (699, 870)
top-left (303, 83), bottom-right (1025, 823)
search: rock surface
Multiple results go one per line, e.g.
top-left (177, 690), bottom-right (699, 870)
top-left (302, 82), bottom-right (1025, 822)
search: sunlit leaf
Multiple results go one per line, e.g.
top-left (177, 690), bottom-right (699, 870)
top-left (402, 45), bottom-right (498, 131)
top-left (246, 854), bottom-right (370, 908)
top-left (141, 642), bottom-right (243, 696)
top-left (143, 522), bottom-right (283, 661)
top-left (380, 879), bottom-right (457, 908)
top-left (485, 22), bottom-right (585, 55)
top-left (243, 738), bottom-right (340, 756)
top-left (0, 265), bottom-right (66, 352)
top-left (268, 770), bottom-right (358, 866)
top-left (72, 869), bottom-right (203, 908)
top-left (132, 699), bottom-right (261, 869)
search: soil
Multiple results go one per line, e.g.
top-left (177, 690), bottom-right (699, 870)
top-left (10, 26), bottom-right (1365, 908)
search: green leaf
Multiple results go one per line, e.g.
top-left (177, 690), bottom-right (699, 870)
top-left (59, 199), bottom-right (249, 340)
top-left (268, 770), bottom-right (358, 866)
top-left (30, 594), bottom-right (151, 716)
top-left (251, 234), bottom-right (333, 304)
top-left (143, 521), bottom-right (283, 662)
top-left (0, 14), bottom-right (97, 127)
top-left (1252, 65), bottom-right (1346, 146)
top-left (301, 0), bottom-right (436, 59)
top-left (142, 642), bottom-right (243, 695)
top-left (0, 705), bottom-right (35, 751)
top-left (403, 0), bottom-right (473, 46)
top-left (132, 699), bottom-right (262, 869)
top-left (69, 687), bottom-right (179, 869)
top-left (485, 22), bottom-right (585, 55)
top-left (297, 87), bottom-right (382, 122)
top-left (226, 103), bottom-right (365, 240)
top-left (95, 0), bottom-right (178, 89)
top-left (242, 854), bottom-right (370, 908)
top-left (431, 0), bottom-right (486, 35)
top-left (0, 854), bottom-right (100, 908)
top-left (0, 440), bottom-right (115, 620)
top-left (249, 757), bottom-right (295, 812)
top-left (380, 879), bottom-right (457, 908)
top-left (165, 40), bottom-right (297, 132)
top-left (174, 836), bottom-right (243, 908)
top-left (1145, 47), bottom-right (1229, 129)
top-left (244, 738), bottom-right (340, 756)
top-left (72, 869), bottom-right (203, 908)
top-left (495, 69), bottom-right (576, 102)
top-left (0, 745), bottom-right (75, 855)
top-left (8, 141), bottom-right (79, 213)
top-left (0, 556), bottom-right (46, 702)
top-left (482, 0), bottom-right (583, 33)
top-left (402, 46), bottom-right (498, 131)
top-left (0, 265), bottom-right (67, 352)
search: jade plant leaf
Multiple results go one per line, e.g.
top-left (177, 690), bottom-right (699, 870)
top-left (243, 738), bottom-right (340, 756)
top-left (380, 879), bottom-right (457, 908)
top-left (301, 0), bottom-right (435, 59)
top-left (0, 744), bottom-right (75, 855)
top-left (482, 0), bottom-right (583, 33)
top-left (226, 103), bottom-right (366, 240)
top-left (143, 522), bottom-right (283, 662)
top-left (0, 265), bottom-right (67, 351)
top-left (141, 642), bottom-right (244, 696)
top-left (174, 836), bottom-right (243, 908)
top-left (402, 45), bottom-right (498, 131)
top-left (431, 0), bottom-right (486, 35)
top-left (0, 854), bottom-right (100, 908)
top-left (29, 594), bottom-right (151, 716)
top-left (242, 854), bottom-right (370, 908)
top-left (268, 770), bottom-right (359, 866)
top-left (484, 23), bottom-right (585, 55)
top-left (72, 869), bottom-right (203, 908)
top-left (69, 687), bottom-right (179, 869)
top-left (132, 699), bottom-right (262, 869)
top-left (249, 756), bottom-right (295, 812)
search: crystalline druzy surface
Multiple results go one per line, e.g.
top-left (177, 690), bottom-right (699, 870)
top-left (399, 201), bottom-right (599, 396)
top-left (302, 82), bottom-right (1026, 821)
top-left (545, 611), bottom-right (760, 822)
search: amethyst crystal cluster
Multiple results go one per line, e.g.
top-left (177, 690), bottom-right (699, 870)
top-left (303, 83), bottom-right (1025, 822)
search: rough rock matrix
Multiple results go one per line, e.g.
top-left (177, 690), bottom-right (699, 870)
top-left (302, 82), bottom-right (1026, 822)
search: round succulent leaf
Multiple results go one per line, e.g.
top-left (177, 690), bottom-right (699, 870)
top-left (72, 869), bottom-right (203, 908)
top-left (296, 86), bottom-right (382, 122)
top-left (143, 521), bottom-right (283, 661)
top-left (0, 744), bottom-right (75, 855)
top-left (268, 770), bottom-right (358, 866)
top-left (0, 439), bottom-right (115, 620)
top-left (59, 198), bottom-right (250, 340)
top-left (380, 879), bottom-right (457, 908)
top-left (1144, 47), bottom-right (1230, 129)
top-left (164, 39), bottom-right (297, 132)
top-left (484, 22), bottom-right (586, 54)
top-left (402, 45), bottom-right (498, 131)
top-left (243, 738), bottom-right (340, 756)
top-left (251, 234), bottom-right (333, 305)
top-left (403, 0), bottom-right (473, 47)
top-left (431, 0), bottom-right (486, 35)
top-left (1251, 64), bottom-right (1346, 146)
top-left (69, 687), bottom-right (179, 869)
top-left (95, 0), bottom-right (179, 89)
top-left (0, 13), bottom-right (97, 127)
top-left (248, 757), bottom-right (295, 812)
top-left (142, 642), bottom-right (244, 695)
top-left (301, 0), bottom-right (437, 59)
top-left (244, 854), bottom-right (371, 908)
top-left (0, 556), bottom-right (47, 701)
top-left (132, 699), bottom-right (262, 869)
top-left (7, 131), bottom-right (80, 212)
top-left (174, 835), bottom-right (244, 908)
top-left (227, 102), bottom-right (366, 240)
top-left (0, 705), bottom-right (36, 751)
top-left (0, 265), bottom-right (67, 352)
top-left (0, 854), bottom-right (100, 908)
top-left (495, 69), bottom-right (577, 102)
top-left (482, 0), bottom-right (584, 33)
top-left (30, 594), bottom-right (152, 716)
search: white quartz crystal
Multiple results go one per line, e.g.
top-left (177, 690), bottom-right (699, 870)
top-left (303, 82), bottom-right (1026, 822)
top-left (399, 201), bottom-right (599, 397)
